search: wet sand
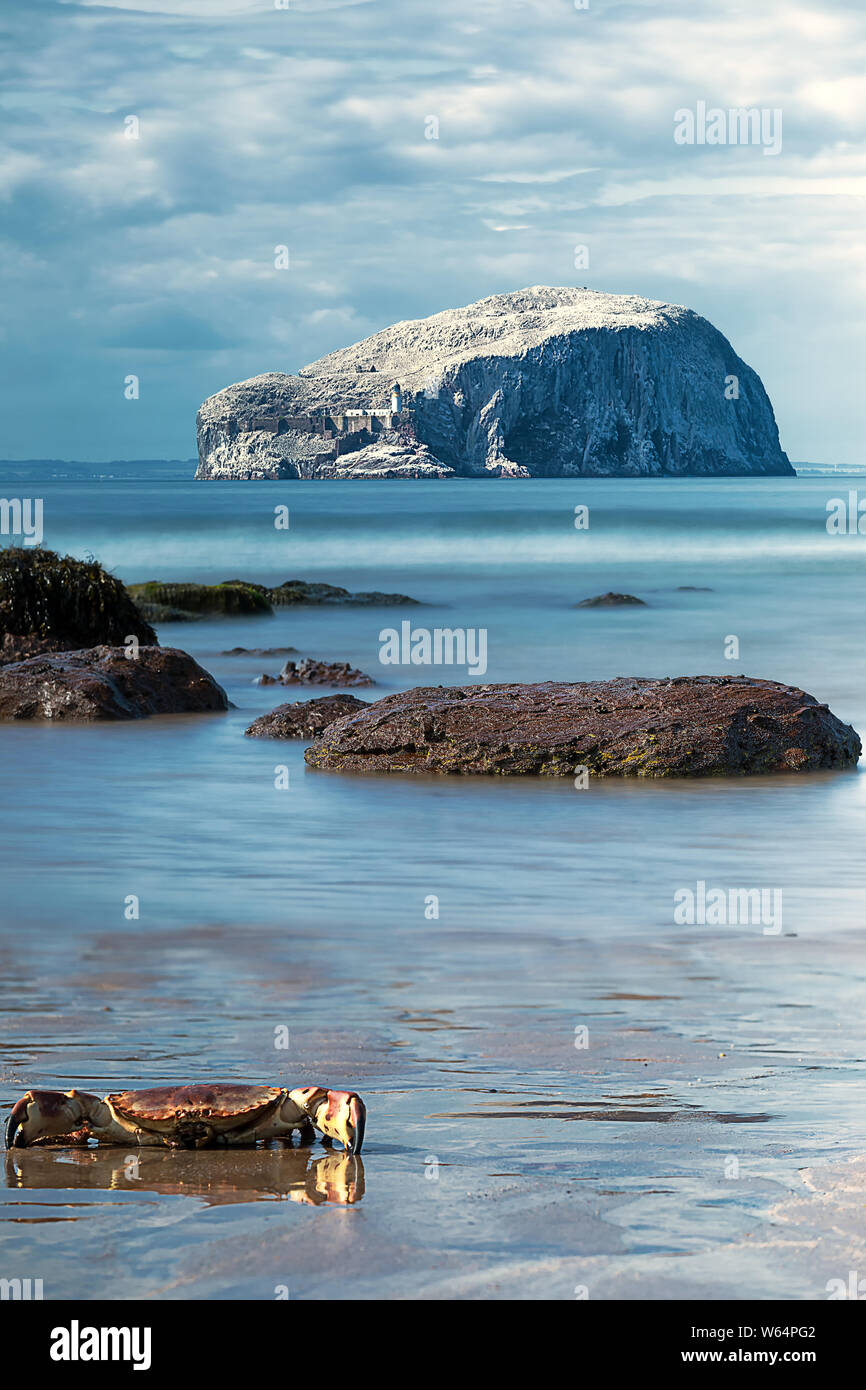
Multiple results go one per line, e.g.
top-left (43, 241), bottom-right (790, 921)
top-left (3, 914), bottom-right (865, 1299)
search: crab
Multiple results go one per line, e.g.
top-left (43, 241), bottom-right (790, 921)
top-left (5, 1083), bottom-right (366, 1154)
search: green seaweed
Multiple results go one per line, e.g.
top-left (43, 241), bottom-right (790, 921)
top-left (127, 581), bottom-right (273, 616)
top-left (0, 546), bottom-right (156, 647)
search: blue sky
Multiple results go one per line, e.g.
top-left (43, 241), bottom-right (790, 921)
top-left (1, 0), bottom-right (864, 462)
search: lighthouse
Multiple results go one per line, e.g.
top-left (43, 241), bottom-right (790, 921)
top-left (390, 382), bottom-right (403, 415)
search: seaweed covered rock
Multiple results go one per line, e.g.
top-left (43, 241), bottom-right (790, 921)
top-left (0, 646), bottom-right (229, 721)
top-left (0, 547), bottom-right (156, 658)
top-left (246, 694), bottom-right (370, 739)
top-left (129, 578), bottom-right (418, 621)
top-left (305, 676), bottom-right (861, 777)
top-left (128, 581), bottom-right (273, 621)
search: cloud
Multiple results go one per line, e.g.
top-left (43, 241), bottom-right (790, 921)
top-left (101, 305), bottom-right (238, 349)
top-left (0, 0), bottom-right (864, 461)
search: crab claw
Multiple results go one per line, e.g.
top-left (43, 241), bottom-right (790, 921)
top-left (5, 1090), bottom-right (98, 1148)
top-left (289, 1087), bottom-right (367, 1155)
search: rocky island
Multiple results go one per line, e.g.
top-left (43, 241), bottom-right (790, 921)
top-left (196, 286), bottom-right (792, 480)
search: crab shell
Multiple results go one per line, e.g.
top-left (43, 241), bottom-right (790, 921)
top-left (107, 1084), bottom-right (284, 1136)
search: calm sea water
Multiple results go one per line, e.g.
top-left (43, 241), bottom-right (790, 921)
top-left (2, 477), bottom-right (865, 1299)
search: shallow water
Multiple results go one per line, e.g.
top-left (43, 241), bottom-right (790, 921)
top-left (2, 477), bottom-right (865, 1299)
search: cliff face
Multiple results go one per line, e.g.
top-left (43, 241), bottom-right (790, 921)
top-left (196, 287), bottom-right (792, 479)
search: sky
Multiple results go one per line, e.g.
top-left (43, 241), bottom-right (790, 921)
top-left (0, 0), bottom-right (864, 463)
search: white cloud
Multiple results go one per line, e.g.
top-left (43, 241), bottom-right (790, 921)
top-left (1, 0), bottom-right (864, 460)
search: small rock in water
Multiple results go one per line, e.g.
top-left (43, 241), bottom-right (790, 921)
top-left (270, 580), bottom-right (418, 606)
top-left (223, 646), bottom-right (299, 657)
top-left (245, 694), bottom-right (370, 739)
top-left (576, 592), bottom-right (647, 608)
top-left (278, 658), bottom-right (374, 687)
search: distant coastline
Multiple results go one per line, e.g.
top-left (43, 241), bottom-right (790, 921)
top-left (1, 460), bottom-right (864, 482)
top-left (0, 460), bottom-right (196, 481)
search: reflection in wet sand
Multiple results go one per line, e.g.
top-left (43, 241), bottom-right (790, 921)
top-left (4, 1144), bottom-right (365, 1207)
top-left (431, 1095), bottom-right (774, 1124)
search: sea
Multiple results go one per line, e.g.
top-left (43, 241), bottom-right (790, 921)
top-left (1, 473), bottom-right (865, 1299)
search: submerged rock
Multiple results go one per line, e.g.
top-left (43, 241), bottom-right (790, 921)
top-left (304, 676), bottom-right (860, 777)
top-left (246, 694), bottom-right (370, 739)
top-left (277, 658), bottom-right (374, 687)
top-left (196, 286), bottom-right (792, 480)
top-left (576, 592), bottom-right (647, 608)
top-left (0, 548), bottom-right (156, 654)
top-left (0, 646), bottom-right (229, 721)
top-left (134, 602), bottom-right (204, 624)
top-left (222, 646), bottom-right (299, 656)
top-left (270, 580), bottom-right (418, 606)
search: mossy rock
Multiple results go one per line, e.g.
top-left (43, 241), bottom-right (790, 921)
top-left (127, 581), bottom-right (273, 616)
top-left (133, 601), bottom-right (204, 624)
top-left (0, 547), bottom-right (156, 648)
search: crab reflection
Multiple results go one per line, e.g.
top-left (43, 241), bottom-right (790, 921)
top-left (5, 1141), bottom-right (365, 1207)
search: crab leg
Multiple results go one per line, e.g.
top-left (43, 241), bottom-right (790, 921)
top-left (289, 1087), bottom-right (366, 1155)
top-left (239, 1088), bottom-right (366, 1154)
top-left (5, 1089), bottom-right (135, 1148)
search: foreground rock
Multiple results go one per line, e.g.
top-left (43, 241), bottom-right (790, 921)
top-left (197, 286), bottom-right (792, 480)
top-left (305, 677), bottom-right (860, 776)
top-left (272, 658), bottom-right (374, 688)
top-left (576, 592), bottom-right (646, 608)
top-left (246, 694), bottom-right (370, 739)
top-left (0, 548), bottom-right (156, 658)
top-left (1, 633), bottom-right (61, 664)
top-left (0, 646), bottom-right (229, 721)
